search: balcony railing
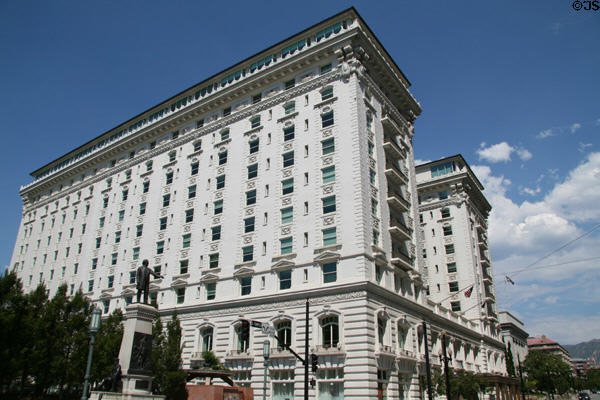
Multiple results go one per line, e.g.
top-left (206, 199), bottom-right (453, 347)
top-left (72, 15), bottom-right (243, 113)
top-left (225, 349), bottom-right (253, 359)
top-left (391, 250), bottom-right (413, 271)
top-left (376, 344), bottom-right (395, 355)
top-left (312, 343), bottom-right (345, 355)
top-left (389, 219), bottom-right (412, 242)
top-left (385, 161), bottom-right (409, 184)
top-left (383, 138), bottom-right (405, 159)
top-left (387, 190), bottom-right (410, 212)
top-left (396, 348), bottom-right (417, 361)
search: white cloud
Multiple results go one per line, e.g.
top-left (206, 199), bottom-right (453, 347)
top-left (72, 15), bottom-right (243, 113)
top-left (537, 129), bottom-right (555, 139)
top-left (521, 186), bottom-right (541, 196)
top-left (414, 159), bottom-right (431, 166)
top-left (570, 123), bottom-right (582, 133)
top-left (579, 142), bottom-right (593, 153)
top-left (524, 314), bottom-right (600, 344)
top-left (476, 142), bottom-right (532, 163)
top-left (517, 148), bottom-right (532, 161)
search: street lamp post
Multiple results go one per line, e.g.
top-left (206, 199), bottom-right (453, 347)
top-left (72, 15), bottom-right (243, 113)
top-left (82, 307), bottom-right (102, 400)
top-left (263, 340), bottom-right (270, 400)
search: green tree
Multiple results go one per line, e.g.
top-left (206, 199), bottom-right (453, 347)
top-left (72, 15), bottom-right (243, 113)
top-left (152, 311), bottom-right (187, 400)
top-left (91, 309), bottom-right (124, 383)
top-left (0, 271), bottom-right (28, 392)
top-left (201, 350), bottom-right (226, 370)
top-left (523, 351), bottom-right (572, 396)
top-left (505, 343), bottom-right (516, 377)
top-left (433, 368), bottom-right (485, 400)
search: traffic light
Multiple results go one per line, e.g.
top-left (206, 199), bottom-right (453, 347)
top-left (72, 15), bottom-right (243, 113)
top-left (311, 353), bottom-right (319, 373)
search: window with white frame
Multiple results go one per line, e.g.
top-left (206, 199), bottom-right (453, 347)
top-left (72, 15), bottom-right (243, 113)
top-left (200, 326), bottom-right (213, 352)
top-left (320, 315), bottom-right (339, 348)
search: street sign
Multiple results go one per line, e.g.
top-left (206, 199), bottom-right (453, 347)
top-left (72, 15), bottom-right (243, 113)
top-left (250, 320), bottom-right (263, 328)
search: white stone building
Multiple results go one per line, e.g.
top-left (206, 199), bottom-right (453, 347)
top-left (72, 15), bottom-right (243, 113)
top-left (499, 311), bottom-right (529, 371)
top-left (415, 156), bottom-right (498, 334)
top-left (9, 8), bottom-right (509, 399)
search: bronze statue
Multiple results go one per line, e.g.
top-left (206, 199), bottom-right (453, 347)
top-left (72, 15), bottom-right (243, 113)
top-left (136, 259), bottom-right (163, 304)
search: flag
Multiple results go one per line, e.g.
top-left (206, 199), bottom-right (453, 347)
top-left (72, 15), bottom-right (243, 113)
top-left (505, 275), bottom-right (515, 285)
top-left (464, 285), bottom-right (474, 298)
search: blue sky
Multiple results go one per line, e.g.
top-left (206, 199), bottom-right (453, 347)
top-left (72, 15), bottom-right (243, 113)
top-left (1, 1), bottom-right (598, 344)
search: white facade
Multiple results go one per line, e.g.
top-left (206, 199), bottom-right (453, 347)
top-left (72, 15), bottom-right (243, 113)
top-left (10, 8), bottom-right (507, 399)
top-left (498, 311), bottom-right (529, 370)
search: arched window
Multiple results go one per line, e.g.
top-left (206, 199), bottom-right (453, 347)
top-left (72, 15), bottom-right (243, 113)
top-left (320, 315), bottom-right (339, 348)
top-left (397, 322), bottom-right (409, 350)
top-left (234, 321), bottom-right (250, 352)
top-left (276, 320), bottom-right (292, 349)
top-left (377, 316), bottom-right (387, 346)
top-left (200, 326), bottom-right (213, 352)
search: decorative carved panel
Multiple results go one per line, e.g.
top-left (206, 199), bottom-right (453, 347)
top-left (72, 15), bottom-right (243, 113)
top-left (323, 216), bottom-right (335, 226)
top-left (245, 208), bottom-right (254, 216)
top-left (322, 157), bottom-right (333, 166)
top-left (212, 217), bottom-right (220, 224)
top-left (283, 169), bottom-right (292, 178)
top-left (247, 181), bottom-right (256, 189)
top-left (215, 191), bottom-right (223, 199)
top-left (160, 208), bottom-right (167, 217)
top-left (210, 244), bottom-right (218, 251)
top-left (282, 197), bottom-right (291, 206)
top-left (281, 226), bottom-right (291, 235)
top-left (322, 129), bottom-right (333, 138)
top-left (323, 185), bottom-right (334, 195)
top-left (217, 167), bottom-right (225, 174)
top-left (184, 225), bottom-right (191, 233)
top-left (248, 155), bottom-right (257, 163)
top-left (186, 200), bottom-right (194, 208)
top-left (369, 158), bottom-right (376, 169)
top-left (158, 232), bottom-right (165, 240)
top-left (243, 236), bottom-right (253, 244)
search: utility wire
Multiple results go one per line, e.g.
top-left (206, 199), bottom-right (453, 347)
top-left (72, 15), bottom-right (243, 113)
top-left (509, 222), bottom-right (600, 278)
top-left (495, 256), bottom-right (600, 277)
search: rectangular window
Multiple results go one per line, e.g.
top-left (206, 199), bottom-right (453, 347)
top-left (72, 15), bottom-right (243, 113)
top-left (241, 276), bottom-right (252, 296)
top-left (431, 162), bottom-right (453, 178)
top-left (279, 270), bottom-right (292, 290)
top-left (223, 107), bottom-right (231, 117)
top-left (247, 164), bottom-right (258, 179)
top-left (166, 171), bottom-right (173, 185)
top-left (218, 151), bottom-right (228, 165)
top-left (108, 275), bottom-right (114, 288)
top-left (103, 197), bottom-right (109, 208)
top-left (216, 175), bottom-right (225, 189)
top-left (449, 282), bottom-right (459, 292)
top-left (369, 169), bottom-right (376, 185)
top-left (182, 234), bottom-right (191, 248)
top-left (193, 140), bottom-right (202, 152)
top-left (441, 208), bottom-right (451, 218)
top-left (118, 210), bottom-right (124, 221)
top-left (188, 185), bottom-right (197, 199)
top-left (115, 231), bottom-right (121, 243)
top-left (160, 217), bottom-right (167, 230)
top-left (321, 111), bottom-right (334, 128)
top-left (249, 139), bottom-right (259, 154)
top-left (251, 116), bottom-right (261, 128)
top-left (244, 217), bottom-right (255, 233)
top-left (323, 227), bottom-right (337, 246)
top-left (371, 199), bottom-right (378, 216)
top-left (209, 253), bottom-right (219, 269)
top-left (284, 102), bottom-right (295, 115)
top-left (136, 224), bottom-right (143, 237)
top-left (191, 162), bottom-right (199, 176)
top-left (321, 138), bottom-right (335, 155)
top-left (323, 262), bottom-right (337, 283)
top-left (320, 63), bottom-right (332, 74)
top-left (283, 125), bottom-right (295, 141)
top-left (447, 262), bottom-right (457, 273)
top-left (252, 93), bottom-right (262, 104)
top-left (282, 178), bottom-right (294, 195)
top-left (445, 244), bottom-right (455, 254)
top-left (162, 194), bottom-right (171, 207)
top-left (368, 141), bottom-right (374, 156)
top-left (280, 237), bottom-right (293, 255)
top-left (281, 207), bottom-right (293, 224)
top-left (143, 181), bottom-right (150, 193)
top-left (133, 247), bottom-right (140, 260)
top-left (284, 79), bottom-right (295, 90)
top-left (95, 237), bottom-right (101, 249)
top-left (439, 191), bottom-right (449, 200)
top-left (206, 282), bottom-right (216, 300)
top-left (185, 209), bottom-right (194, 223)
top-left (139, 202), bottom-right (146, 215)
top-left (322, 166), bottom-right (335, 183)
top-left (111, 253), bottom-right (117, 265)
top-left (246, 190), bottom-right (256, 206)
top-left (373, 229), bottom-right (380, 246)
top-left (211, 226), bottom-right (221, 241)
top-left (322, 196), bottom-right (336, 214)
top-left (242, 246), bottom-right (253, 262)
top-left (451, 301), bottom-right (461, 312)
top-left (92, 258), bottom-right (97, 270)
top-left (156, 241), bottom-right (164, 254)
top-left (88, 280), bottom-right (94, 292)
top-left (176, 288), bottom-right (185, 304)
top-left (220, 129), bottom-right (230, 142)
top-left (180, 260), bottom-right (189, 274)
top-left (443, 225), bottom-right (453, 236)
top-left (282, 151), bottom-right (294, 167)
top-left (321, 87), bottom-right (333, 101)
top-left (214, 200), bottom-right (223, 214)
top-left (122, 190), bottom-right (128, 201)
top-left (129, 271), bottom-right (136, 284)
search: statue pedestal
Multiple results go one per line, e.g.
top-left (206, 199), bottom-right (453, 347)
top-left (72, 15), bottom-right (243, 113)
top-left (89, 303), bottom-right (165, 400)
top-left (119, 303), bottom-right (159, 395)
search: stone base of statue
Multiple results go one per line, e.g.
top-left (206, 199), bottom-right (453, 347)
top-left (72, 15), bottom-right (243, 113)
top-left (90, 303), bottom-right (165, 400)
